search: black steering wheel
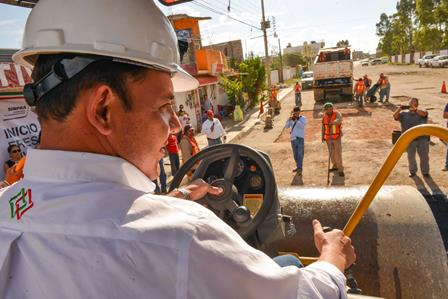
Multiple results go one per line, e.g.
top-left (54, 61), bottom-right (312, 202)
top-left (169, 144), bottom-right (277, 239)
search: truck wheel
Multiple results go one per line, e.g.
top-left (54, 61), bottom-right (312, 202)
top-left (314, 89), bottom-right (324, 102)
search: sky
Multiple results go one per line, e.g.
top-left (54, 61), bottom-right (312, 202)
top-left (0, 0), bottom-right (397, 56)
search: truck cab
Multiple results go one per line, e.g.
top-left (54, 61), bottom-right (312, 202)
top-left (313, 47), bottom-right (353, 102)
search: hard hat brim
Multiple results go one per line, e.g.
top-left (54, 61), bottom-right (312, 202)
top-left (13, 48), bottom-right (199, 93)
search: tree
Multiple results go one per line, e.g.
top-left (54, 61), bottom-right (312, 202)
top-left (336, 40), bottom-right (350, 47)
top-left (376, 13), bottom-right (394, 55)
top-left (220, 76), bottom-right (243, 107)
top-left (221, 56), bottom-right (266, 109)
top-left (415, 0), bottom-right (443, 51)
top-left (283, 52), bottom-right (307, 67)
top-left (239, 56), bottom-right (266, 108)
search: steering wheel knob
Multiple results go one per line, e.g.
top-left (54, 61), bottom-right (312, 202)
top-left (207, 179), bottom-right (236, 204)
top-left (233, 206), bottom-right (251, 225)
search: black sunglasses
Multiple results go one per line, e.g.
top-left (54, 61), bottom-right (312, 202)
top-left (11, 149), bottom-right (21, 154)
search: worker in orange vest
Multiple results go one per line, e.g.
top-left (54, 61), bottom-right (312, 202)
top-left (322, 102), bottom-right (344, 177)
top-left (294, 82), bottom-right (302, 107)
top-left (354, 78), bottom-right (366, 107)
top-left (377, 73), bottom-right (390, 103)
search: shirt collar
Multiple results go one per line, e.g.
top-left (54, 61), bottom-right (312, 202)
top-left (24, 149), bottom-right (156, 193)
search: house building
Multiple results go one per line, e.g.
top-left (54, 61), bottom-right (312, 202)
top-left (168, 14), bottom-right (229, 131)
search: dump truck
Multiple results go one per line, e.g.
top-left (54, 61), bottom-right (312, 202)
top-left (313, 47), bottom-right (353, 102)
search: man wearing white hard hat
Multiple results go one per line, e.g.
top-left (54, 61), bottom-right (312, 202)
top-left (0, 1), bottom-right (355, 298)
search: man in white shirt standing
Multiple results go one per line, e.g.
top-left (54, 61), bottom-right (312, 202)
top-left (201, 109), bottom-right (227, 146)
top-left (0, 1), bottom-right (356, 298)
top-left (285, 106), bottom-right (307, 176)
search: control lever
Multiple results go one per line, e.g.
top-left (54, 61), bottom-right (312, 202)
top-left (322, 226), bottom-right (362, 295)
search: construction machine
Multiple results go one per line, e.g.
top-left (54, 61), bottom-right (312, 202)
top-left (2, 1), bottom-right (448, 298)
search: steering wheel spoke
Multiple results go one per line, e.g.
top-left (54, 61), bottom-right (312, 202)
top-left (223, 148), bottom-right (240, 182)
top-left (191, 158), bottom-right (211, 181)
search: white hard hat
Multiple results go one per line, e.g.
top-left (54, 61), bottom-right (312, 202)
top-left (13, 0), bottom-right (198, 92)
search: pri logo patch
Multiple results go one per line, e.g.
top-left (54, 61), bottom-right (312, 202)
top-left (9, 188), bottom-right (33, 220)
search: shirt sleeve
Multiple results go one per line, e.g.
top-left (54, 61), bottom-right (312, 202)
top-left (186, 214), bottom-right (347, 299)
top-left (285, 119), bottom-right (293, 128)
top-left (444, 104), bottom-right (448, 113)
top-left (216, 120), bottom-right (226, 136)
top-left (333, 112), bottom-right (342, 125)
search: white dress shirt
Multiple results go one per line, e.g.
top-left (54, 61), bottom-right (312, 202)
top-left (0, 149), bottom-right (347, 299)
top-left (285, 116), bottom-right (307, 139)
top-left (201, 118), bottom-right (225, 140)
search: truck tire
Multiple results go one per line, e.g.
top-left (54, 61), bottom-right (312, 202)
top-left (314, 88), bottom-right (324, 102)
top-left (341, 86), bottom-right (353, 101)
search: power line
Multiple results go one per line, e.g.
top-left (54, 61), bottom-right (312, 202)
top-left (192, 0), bottom-right (261, 30)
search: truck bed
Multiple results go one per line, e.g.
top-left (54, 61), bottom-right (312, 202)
top-left (313, 60), bottom-right (353, 80)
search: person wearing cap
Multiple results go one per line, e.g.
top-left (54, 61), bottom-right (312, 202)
top-left (0, 1), bottom-right (355, 298)
top-left (285, 106), bottom-right (307, 175)
top-left (179, 124), bottom-right (200, 164)
top-left (201, 109), bottom-right (227, 146)
top-left (322, 102), bottom-right (345, 177)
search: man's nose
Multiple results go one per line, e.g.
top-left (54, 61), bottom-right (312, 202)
top-left (169, 112), bottom-right (182, 134)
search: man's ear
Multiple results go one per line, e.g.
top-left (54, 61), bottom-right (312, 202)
top-left (85, 85), bottom-right (116, 136)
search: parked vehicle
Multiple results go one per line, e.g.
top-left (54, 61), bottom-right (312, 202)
top-left (430, 55), bottom-right (448, 68)
top-left (370, 58), bottom-right (383, 65)
top-left (313, 47), bottom-right (353, 102)
top-left (301, 71), bottom-right (314, 90)
top-left (360, 59), bottom-right (369, 66)
top-left (417, 54), bottom-right (437, 67)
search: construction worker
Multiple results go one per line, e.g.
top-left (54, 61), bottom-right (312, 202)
top-left (0, 0), bottom-right (355, 298)
top-left (354, 78), bottom-right (366, 106)
top-left (378, 73), bottom-right (391, 103)
top-left (294, 81), bottom-right (302, 107)
top-left (322, 102), bottom-right (345, 177)
top-left (363, 74), bottom-right (372, 95)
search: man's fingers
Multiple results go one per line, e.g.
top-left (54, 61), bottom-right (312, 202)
top-left (312, 219), bottom-right (323, 235)
top-left (208, 186), bottom-right (223, 196)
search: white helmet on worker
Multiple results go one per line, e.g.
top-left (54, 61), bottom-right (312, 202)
top-left (13, 0), bottom-right (198, 93)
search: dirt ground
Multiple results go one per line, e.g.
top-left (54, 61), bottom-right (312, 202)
top-left (237, 63), bottom-right (448, 194)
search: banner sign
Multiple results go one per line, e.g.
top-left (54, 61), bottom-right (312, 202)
top-left (0, 97), bottom-right (40, 165)
top-left (0, 63), bottom-right (32, 89)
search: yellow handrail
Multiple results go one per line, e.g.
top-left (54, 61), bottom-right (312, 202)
top-left (298, 124), bottom-right (448, 266)
top-left (343, 124), bottom-right (448, 236)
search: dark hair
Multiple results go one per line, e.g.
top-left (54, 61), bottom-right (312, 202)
top-left (293, 106), bottom-right (301, 112)
top-left (7, 144), bottom-right (20, 154)
top-left (184, 124), bottom-right (193, 135)
top-left (31, 54), bottom-right (148, 122)
top-left (410, 97), bottom-right (419, 105)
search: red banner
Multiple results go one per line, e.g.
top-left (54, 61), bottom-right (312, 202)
top-left (0, 63), bottom-right (32, 89)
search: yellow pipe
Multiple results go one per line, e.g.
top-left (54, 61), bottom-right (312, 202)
top-left (296, 125), bottom-right (448, 265)
top-left (343, 124), bottom-right (448, 236)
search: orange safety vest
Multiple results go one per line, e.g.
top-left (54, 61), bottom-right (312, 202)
top-left (322, 112), bottom-right (342, 140)
top-left (355, 82), bottom-right (365, 94)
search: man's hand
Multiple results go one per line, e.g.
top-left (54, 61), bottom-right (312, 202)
top-left (313, 219), bottom-right (356, 272)
top-left (169, 179), bottom-right (223, 201)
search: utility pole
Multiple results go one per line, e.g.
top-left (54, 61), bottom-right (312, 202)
top-left (260, 0), bottom-right (271, 88)
top-left (278, 38), bottom-right (283, 83)
top-left (273, 17), bottom-right (283, 83)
